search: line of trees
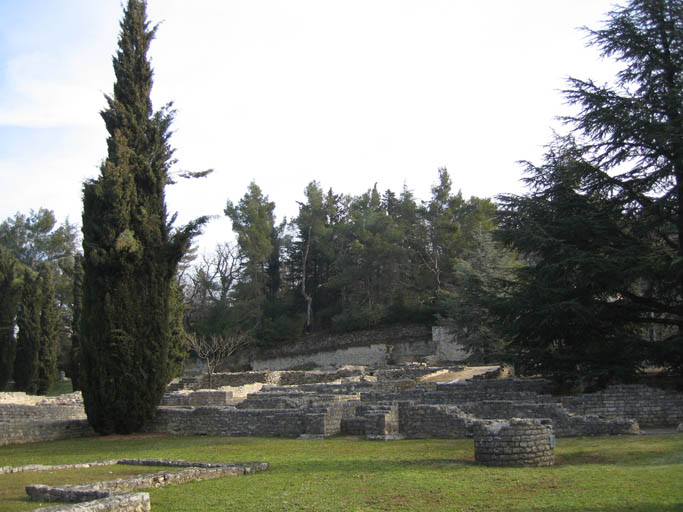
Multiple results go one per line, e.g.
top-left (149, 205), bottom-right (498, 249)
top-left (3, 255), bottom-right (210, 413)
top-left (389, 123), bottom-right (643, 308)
top-left (183, 170), bottom-right (508, 353)
top-left (2, 0), bottom-right (678, 436)
top-left (0, 209), bottom-right (79, 394)
top-left (182, 0), bottom-right (682, 394)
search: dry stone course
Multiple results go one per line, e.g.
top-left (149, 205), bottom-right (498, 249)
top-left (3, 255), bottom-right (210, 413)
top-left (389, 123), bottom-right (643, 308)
top-left (15, 459), bottom-right (268, 512)
top-left (2, 365), bottom-right (682, 446)
top-left (474, 418), bottom-right (555, 467)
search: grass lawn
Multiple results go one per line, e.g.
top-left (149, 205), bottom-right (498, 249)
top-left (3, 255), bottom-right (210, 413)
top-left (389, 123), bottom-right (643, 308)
top-left (0, 434), bottom-right (681, 511)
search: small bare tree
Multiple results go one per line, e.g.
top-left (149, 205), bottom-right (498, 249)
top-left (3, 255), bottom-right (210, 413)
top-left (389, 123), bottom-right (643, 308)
top-left (186, 332), bottom-right (248, 388)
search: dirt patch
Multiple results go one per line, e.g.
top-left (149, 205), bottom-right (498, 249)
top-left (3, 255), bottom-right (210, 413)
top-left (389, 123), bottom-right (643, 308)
top-left (555, 453), bottom-right (610, 466)
top-left (420, 365), bottom-right (501, 383)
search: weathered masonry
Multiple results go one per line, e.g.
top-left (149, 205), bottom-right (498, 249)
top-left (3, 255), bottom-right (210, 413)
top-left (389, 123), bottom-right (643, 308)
top-left (2, 368), bottom-right (682, 445)
top-left (474, 418), bottom-right (555, 467)
top-left (143, 375), bottom-right (679, 440)
top-left (1, 459), bottom-right (268, 512)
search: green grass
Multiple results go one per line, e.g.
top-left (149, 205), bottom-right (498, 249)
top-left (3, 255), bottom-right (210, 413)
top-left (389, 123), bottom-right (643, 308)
top-left (46, 380), bottom-right (74, 396)
top-left (0, 434), bottom-right (681, 511)
top-left (0, 464), bottom-right (182, 512)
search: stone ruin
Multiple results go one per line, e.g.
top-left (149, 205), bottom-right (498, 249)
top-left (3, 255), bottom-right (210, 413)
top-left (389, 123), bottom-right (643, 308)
top-left (474, 418), bottom-right (555, 467)
top-left (2, 458), bottom-right (268, 512)
top-left (1, 364), bottom-right (682, 447)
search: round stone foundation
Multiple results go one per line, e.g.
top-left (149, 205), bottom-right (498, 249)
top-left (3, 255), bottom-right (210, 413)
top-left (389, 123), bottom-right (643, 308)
top-left (474, 418), bottom-right (554, 467)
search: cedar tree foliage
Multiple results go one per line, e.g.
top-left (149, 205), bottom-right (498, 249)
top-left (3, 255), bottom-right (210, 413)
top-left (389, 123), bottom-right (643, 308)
top-left (497, 0), bottom-right (683, 388)
top-left (81, 0), bottom-right (206, 433)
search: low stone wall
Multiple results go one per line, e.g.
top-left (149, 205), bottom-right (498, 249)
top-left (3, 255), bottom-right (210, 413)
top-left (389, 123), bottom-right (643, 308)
top-left (398, 404), bottom-right (473, 439)
top-left (559, 385), bottom-right (683, 427)
top-left (300, 403), bottom-right (351, 438)
top-left (34, 492), bottom-right (150, 512)
top-left (19, 459), bottom-right (268, 512)
top-left (144, 402), bottom-right (352, 439)
top-left (474, 419), bottom-right (554, 467)
top-left (0, 404), bottom-right (85, 421)
top-left (0, 402), bottom-right (92, 446)
top-left (364, 404), bottom-right (401, 440)
top-left (161, 390), bottom-right (232, 406)
top-left (253, 325), bottom-right (432, 361)
top-left (144, 406), bottom-right (306, 437)
top-left (252, 344), bottom-right (391, 371)
top-left (459, 400), bottom-right (639, 437)
top-left (0, 420), bottom-right (94, 447)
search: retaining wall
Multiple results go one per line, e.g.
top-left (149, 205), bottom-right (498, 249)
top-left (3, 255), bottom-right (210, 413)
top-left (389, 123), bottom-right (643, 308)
top-left (559, 385), bottom-right (683, 426)
top-left (144, 406), bottom-right (306, 437)
top-left (0, 419), bottom-right (94, 446)
top-left (0, 403), bottom-right (92, 446)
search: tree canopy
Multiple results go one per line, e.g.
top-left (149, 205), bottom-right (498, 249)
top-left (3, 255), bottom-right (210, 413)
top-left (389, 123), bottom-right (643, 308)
top-left (497, 0), bottom-right (682, 389)
top-left (80, 0), bottom-right (205, 433)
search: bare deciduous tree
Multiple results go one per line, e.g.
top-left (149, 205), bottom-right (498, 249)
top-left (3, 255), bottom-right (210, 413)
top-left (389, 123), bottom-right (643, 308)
top-left (186, 332), bottom-right (248, 388)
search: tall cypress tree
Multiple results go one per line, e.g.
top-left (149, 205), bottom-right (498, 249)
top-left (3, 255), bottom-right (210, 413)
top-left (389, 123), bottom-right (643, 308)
top-left (0, 248), bottom-right (20, 390)
top-left (81, 0), bottom-right (205, 433)
top-left (14, 270), bottom-right (41, 394)
top-left (69, 254), bottom-right (83, 391)
top-left (37, 264), bottom-right (59, 395)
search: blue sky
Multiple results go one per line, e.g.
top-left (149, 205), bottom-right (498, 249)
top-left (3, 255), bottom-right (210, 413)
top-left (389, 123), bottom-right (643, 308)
top-left (0, 0), bottom-right (619, 254)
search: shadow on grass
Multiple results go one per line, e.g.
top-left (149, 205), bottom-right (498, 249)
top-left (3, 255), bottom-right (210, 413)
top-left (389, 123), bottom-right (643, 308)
top-left (529, 506), bottom-right (683, 512)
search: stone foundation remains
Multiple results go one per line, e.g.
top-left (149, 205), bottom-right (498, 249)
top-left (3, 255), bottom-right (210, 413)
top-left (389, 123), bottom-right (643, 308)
top-left (2, 365), bottom-right (682, 446)
top-left (474, 418), bottom-right (555, 467)
top-left (0, 402), bottom-right (93, 446)
top-left (10, 459), bottom-right (268, 512)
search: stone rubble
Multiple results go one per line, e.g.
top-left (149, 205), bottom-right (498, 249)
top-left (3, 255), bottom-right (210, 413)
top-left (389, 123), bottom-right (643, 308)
top-left (15, 459), bottom-right (268, 512)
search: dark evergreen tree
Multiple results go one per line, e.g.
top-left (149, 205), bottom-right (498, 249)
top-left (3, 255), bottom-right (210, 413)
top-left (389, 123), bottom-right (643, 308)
top-left (81, 0), bottom-right (206, 433)
top-left (0, 209), bottom-right (80, 374)
top-left (37, 264), bottom-right (59, 395)
top-left (14, 270), bottom-right (41, 393)
top-left (292, 182), bottom-right (341, 331)
top-left (498, 140), bottom-right (649, 390)
top-left (562, 0), bottom-right (683, 373)
top-left (0, 248), bottom-right (20, 390)
top-left (167, 278), bottom-right (188, 380)
top-left (69, 254), bottom-right (83, 390)
top-left (441, 228), bottom-right (517, 363)
top-left (224, 181), bottom-right (279, 334)
top-left (497, 0), bottom-right (683, 386)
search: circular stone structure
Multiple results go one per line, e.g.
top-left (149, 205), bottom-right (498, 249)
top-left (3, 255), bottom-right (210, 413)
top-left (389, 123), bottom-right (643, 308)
top-left (474, 418), bottom-right (554, 467)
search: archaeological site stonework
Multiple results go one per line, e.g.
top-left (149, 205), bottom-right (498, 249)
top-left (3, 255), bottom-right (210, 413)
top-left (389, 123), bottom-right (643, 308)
top-left (1, 365), bottom-right (681, 447)
top-left (474, 418), bottom-right (555, 467)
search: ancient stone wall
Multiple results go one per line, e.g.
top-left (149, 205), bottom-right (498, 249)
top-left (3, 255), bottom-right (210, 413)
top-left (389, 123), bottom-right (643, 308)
top-left (143, 406), bottom-right (306, 437)
top-left (252, 344), bottom-right (390, 371)
top-left (0, 419), bottom-right (94, 447)
top-left (397, 404), bottom-right (472, 439)
top-left (559, 385), bottom-right (683, 426)
top-left (364, 404), bottom-right (401, 440)
top-left (20, 459), bottom-right (267, 512)
top-left (474, 419), bottom-right (555, 467)
top-left (0, 404), bottom-right (85, 421)
top-left (34, 492), bottom-right (150, 512)
top-left (249, 325), bottom-right (433, 370)
top-left (0, 403), bottom-right (92, 446)
top-left (458, 400), bottom-right (638, 437)
top-left (161, 390), bottom-right (233, 406)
